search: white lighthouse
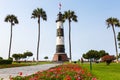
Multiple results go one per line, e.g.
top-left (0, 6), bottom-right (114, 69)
top-left (53, 12), bottom-right (68, 62)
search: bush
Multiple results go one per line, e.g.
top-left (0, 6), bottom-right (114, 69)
top-left (8, 57), bottom-right (13, 61)
top-left (0, 59), bottom-right (13, 65)
top-left (0, 57), bottom-right (3, 60)
top-left (102, 55), bottom-right (116, 65)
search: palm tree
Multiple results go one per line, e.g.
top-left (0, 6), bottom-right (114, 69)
top-left (106, 17), bottom-right (120, 63)
top-left (63, 10), bottom-right (78, 62)
top-left (117, 32), bottom-right (120, 48)
top-left (4, 14), bottom-right (19, 59)
top-left (31, 8), bottom-right (47, 61)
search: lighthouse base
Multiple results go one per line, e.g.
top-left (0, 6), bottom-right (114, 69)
top-left (53, 53), bottom-right (68, 62)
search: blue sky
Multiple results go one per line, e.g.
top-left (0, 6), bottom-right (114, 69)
top-left (0, 0), bottom-right (120, 61)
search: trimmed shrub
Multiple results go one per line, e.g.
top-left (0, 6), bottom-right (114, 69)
top-left (102, 55), bottom-right (116, 65)
top-left (0, 59), bottom-right (13, 65)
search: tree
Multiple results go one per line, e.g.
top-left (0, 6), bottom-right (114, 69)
top-left (82, 50), bottom-right (109, 62)
top-left (118, 53), bottom-right (120, 59)
top-left (117, 32), bottom-right (120, 48)
top-left (21, 54), bottom-right (27, 60)
top-left (24, 51), bottom-right (33, 59)
top-left (12, 54), bottom-right (22, 61)
top-left (44, 56), bottom-right (48, 61)
top-left (4, 14), bottom-right (19, 58)
top-left (82, 53), bottom-right (89, 59)
top-left (63, 10), bottom-right (78, 62)
top-left (31, 8), bottom-right (47, 61)
top-left (86, 50), bottom-right (99, 61)
top-left (106, 17), bottom-right (120, 63)
top-left (12, 54), bottom-right (18, 61)
top-left (99, 50), bottom-right (109, 58)
top-left (12, 52), bottom-right (33, 61)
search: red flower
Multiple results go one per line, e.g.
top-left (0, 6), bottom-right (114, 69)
top-left (76, 77), bottom-right (81, 80)
top-left (87, 72), bottom-right (92, 76)
top-left (92, 77), bottom-right (97, 80)
top-left (64, 75), bottom-right (72, 80)
top-left (18, 72), bottom-right (22, 76)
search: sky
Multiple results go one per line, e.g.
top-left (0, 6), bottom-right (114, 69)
top-left (0, 0), bottom-right (120, 61)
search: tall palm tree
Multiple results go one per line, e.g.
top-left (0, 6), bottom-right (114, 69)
top-left (117, 32), bottom-right (120, 48)
top-left (31, 8), bottom-right (47, 61)
top-left (106, 17), bottom-right (120, 63)
top-left (4, 14), bottom-right (19, 59)
top-left (63, 10), bottom-right (78, 62)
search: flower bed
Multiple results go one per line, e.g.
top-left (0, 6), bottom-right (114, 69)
top-left (11, 64), bottom-right (97, 80)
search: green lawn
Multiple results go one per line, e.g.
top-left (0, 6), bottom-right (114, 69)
top-left (80, 62), bottom-right (120, 80)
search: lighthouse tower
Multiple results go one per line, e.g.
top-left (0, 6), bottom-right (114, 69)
top-left (53, 12), bottom-right (68, 62)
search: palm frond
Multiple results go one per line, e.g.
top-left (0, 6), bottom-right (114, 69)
top-left (106, 17), bottom-right (119, 28)
top-left (31, 8), bottom-right (47, 21)
top-left (62, 10), bottom-right (78, 23)
top-left (4, 14), bottom-right (19, 25)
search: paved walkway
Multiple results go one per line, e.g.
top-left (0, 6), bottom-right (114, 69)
top-left (0, 64), bottom-right (60, 80)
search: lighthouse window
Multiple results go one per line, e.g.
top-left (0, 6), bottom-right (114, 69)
top-left (57, 28), bottom-right (64, 36)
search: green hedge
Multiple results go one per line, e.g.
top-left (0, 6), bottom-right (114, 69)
top-left (0, 59), bottom-right (13, 65)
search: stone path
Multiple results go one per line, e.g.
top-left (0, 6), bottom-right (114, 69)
top-left (0, 64), bottom-right (60, 80)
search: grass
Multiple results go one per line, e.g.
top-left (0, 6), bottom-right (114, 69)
top-left (0, 61), bottom-right (52, 69)
top-left (80, 62), bottom-right (120, 80)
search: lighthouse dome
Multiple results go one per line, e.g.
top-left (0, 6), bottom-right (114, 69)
top-left (56, 12), bottom-right (63, 22)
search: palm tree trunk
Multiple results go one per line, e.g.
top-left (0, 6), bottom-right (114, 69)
top-left (112, 25), bottom-right (118, 63)
top-left (37, 18), bottom-right (40, 61)
top-left (69, 20), bottom-right (72, 62)
top-left (8, 23), bottom-right (12, 58)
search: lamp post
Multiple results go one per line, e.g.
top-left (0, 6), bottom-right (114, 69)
top-left (90, 58), bottom-right (92, 71)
